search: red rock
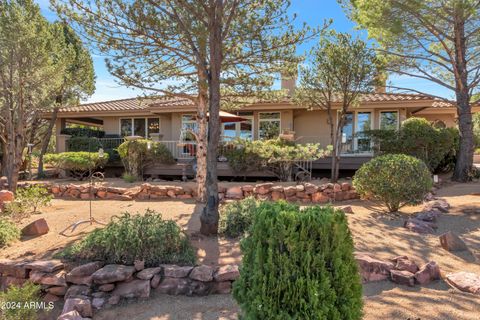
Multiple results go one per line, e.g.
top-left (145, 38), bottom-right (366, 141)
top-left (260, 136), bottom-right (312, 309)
top-left (404, 218), bottom-right (437, 233)
top-left (96, 190), bottom-right (107, 198)
top-left (43, 293), bottom-right (60, 303)
top-left (0, 259), bottom-right (29, 278)
top-left (65, 285), bottom-right (91, 299)
top-left (107, 295), bottom-right (120, 305)
top-left (0, 276), bottom-right (26, 290)
top-left (355, 253), bottom-right (394, 283)
top-left (190, 280), bottom-right (213, 296)
top-left (21, 218), bottom-right (49, 237)
top-left (112, 279), bottom-right (150, 298)
top-left (98, 283), bottom-right (115, 292)
top-left (51, 186), bottom-right (61, 194)
top-left (226, 186), bottom-right (243, 199)
top-left (106, 187), bottom-right (127, 194)
top-left (254, 183), bottom-right (273, 195)
top-left (150, 274), bottom-right (161, 289)
top-left (415, 209), bottom-right (442, 222)
top-left (25, 259), bottom-right (63, 273)
top-left (285, 196), bottom-right (298, 202)
top-left (271, 190), bottom-right (285, 201)
top-left (341, 182), bottom-right (350, 191)
top-left (68, 261), bottom-right (104, 277)
top-left (390, 269), bottom-right (415, 286)
top-left (92, 264), bottom-right (135, 284)
top-left (214, 265), bottom-right (239, 282)
top-left (47, 286), bottom-right (67, 296)
top-left (212, 281), bottom-right (232, 294)
top-left (92, 297), bottom-right (105, 309)
top-left (423, 199), bottom-right (450, 213)
top-left (57, 310), bottom-right (89, 320)
top-left (334, 191), bottom-right (345, 201)
top-left (241, 185), bottom-right (254, 193)
top-left (296, 191), bottom-right (309, 199)
top-left (446, 272), bottom-right (480, 294)
top-left (394, 257), bottom-right (419, 274)
top-left (65, 274), bottom-right (92, 286)
top-left (0, 190), bottom-right (14, 202)
top-left (62, 297), bottom-right (92, 317)
top-left (162, 265), bottom-right (193, 278)
top-left (137, 267), bottom-right (161, 280)
top-left (189, 265), bottom-right (213, 282)
top-left (415, 261), bottom-right (440, 285)
top-left (30, 270), bottom-right (66, 287)
top-left (156, 277), bottom-right (191, 295)
top-left (439, 231), bottom-right (468, 252)
top-left (333, 184), bottom-right (342, 192)
top-left (312, 192), bottom-right (329, 203)
top-left (177, 194), bottom-right (193, 199)
top-left (303, 183), bottom-right (318, 195)
top-left (134, 260), bottom-right (145, 271)
top-left (167, 190), bottom-right (176, 198)
top-left (341, 206), bottom-right (354, 214)
top-left (283, 186), bottom-right (297, 197)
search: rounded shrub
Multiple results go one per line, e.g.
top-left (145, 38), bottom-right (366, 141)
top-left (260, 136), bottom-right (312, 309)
top-left (233, 201), bottom-right (362, 320)
top-left (219, 197), bottom-right (259, 238)
top-left (353, 154), bottom-right (433, 212)
top-left (0, 281), bottom-right (42, 320)
top-left (0, 218), bottom-right (20, 248)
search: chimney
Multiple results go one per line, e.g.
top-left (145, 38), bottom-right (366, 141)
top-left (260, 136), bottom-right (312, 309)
top-left (281, 67), bottom-right (298, 96)
top-left (374, 72), bottom-right (387, 94)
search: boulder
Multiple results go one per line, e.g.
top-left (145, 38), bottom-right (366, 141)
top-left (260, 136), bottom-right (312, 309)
top-left (21, 218), bottom-right (49, 236)
top-left (25, 259), bottom-right (63, 273)
top-left (65, 275), bottom-right (93, 286)
top-left (62, 297), bottom-right (93, 318)
top-left (423, 199), bottom-right (450, 213)
top-left (0, 276), bottom-right (26, 290)
top-left (212, 281), bottom-right (232, 294)
top-left (92, 264), bottom-right (135, 284)
top-left (311, 192), bottom-right (329, 204)
top-left (303, 183), bottom-right (317, 195)
top-left (341, 206), bottom-right (354, 214)
top-left (439, 231), bottom-right (468, 252)
top-left (393, 257), bottom-right (419, 274)
top-left (150, 274), bottom-right (161, 289)
top-left (98, 283), bottom-right (115, 292)
top-left (46, 286), bottom-right (67, 296)
top-left (107, 295), bottom-right (120, 305)
top-left (415, 209), bottom-right (442, 222)
top-left (414, 261), bottom-right (440, 285)
top-left (134, 260), bottom-right (145, 271)
top-left (271, 190), bottom-right (285, 201)
top-left (57, 310), bottom-right (89, 320)
top-left (92, 297), bottom-right (105, 310)
top-left (162, 265), bottom-right (193, 278)
top-left (43, 293), bottom-right (60, 303)
top-left (65, 285), bottom-right (91, 299)
top-left (254, 183), bottom-right (273, 195)
top-left (226, 186), bottom-right (243, 199)
top-left (390, 269), bottom-right (415, 286)
top-left (241, 185), bottom-right (254, 193)
top-left (136, 267), bottom-right (162, 280)
top-left (355, 253), bottom-right (394, 282)
top-left (189, 280), bottom-right (213, 296)
top-left (214, 265), bottom-right (239, 282)
top-left (30, 270), bottom-right (66, 287)
top-left (283, 186), bottom-right (297, 197)
top-left (0, 259), bottom-right (29, 278)
top-left (156, 277), bottom-right (191, 295)
top-left (404, 218), bottom-right (437, 234)
top-left (445, 272), bottom-right (480, 294)
top-left (68, 261), bottom-right (104, 277)
top-left (0, 190), bottom-right (14, 202)
top-left (189, 265), bottom-right (214, 282)
top-left (111, 279), bottom-right (150, 299)
top-left (341, 183), bottom-right (351, 191)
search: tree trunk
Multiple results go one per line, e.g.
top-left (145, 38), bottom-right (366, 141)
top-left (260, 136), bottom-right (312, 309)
top-left (195, 87), bottom-right (208, 201)
top-left (38, 106), bottom-right (59, 178)
top-left (200, 1), bottom-right (223, 235)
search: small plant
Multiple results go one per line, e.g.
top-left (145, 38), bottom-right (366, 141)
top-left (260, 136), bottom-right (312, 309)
top-left (219, 197), bottom-right (259, 238)
top-left (122, 172), bottom-right (137, 183)
top-left (353, 154), bottom-right (433, 212)
top-left (0, 219), bottom-right (20, 248)
top-left (16, 185), bottom-right (52, 213)
top-left (44, 152), bottom-right (109, 180)
top-left (66, 136), bottom-right (102, 152)
top-left (0, 281), bottom-right (43, 320)
top-left (58, 210), bottom-right (195, 266)
top-left (233, 201), bottom-right (362, 319)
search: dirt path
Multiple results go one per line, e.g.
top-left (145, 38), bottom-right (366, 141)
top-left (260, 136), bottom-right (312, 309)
top-left (2, 181), bottom-right (480, 319)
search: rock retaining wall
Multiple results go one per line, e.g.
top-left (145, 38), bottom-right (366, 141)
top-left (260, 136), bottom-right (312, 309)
top-left (0, 259), bottom-right (239, 320)
top-left (26, 181), bottom-right (359, 203)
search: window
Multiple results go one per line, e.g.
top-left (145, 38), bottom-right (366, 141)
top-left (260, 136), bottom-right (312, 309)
top-left (380, 111), bottom-right (399, 130)
top-left (259, 112), bottom-right (281, 139)
top-left (181, 114), bottom-right (197, 141)
top-left (120, 118), bottom-right (160, 137)
top-left (222, 112), bottom-right (254, 141)
top-left (341, 113), bottom-right (354, 153)
top-left (356, 112), bottom-right (372, 152)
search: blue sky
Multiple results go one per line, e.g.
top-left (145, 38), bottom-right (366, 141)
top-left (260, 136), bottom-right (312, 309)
top-left (37, 0), bottom-right (449, 103)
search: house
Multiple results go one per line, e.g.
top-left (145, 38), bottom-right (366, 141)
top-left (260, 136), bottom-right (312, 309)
top-left (50, 80), bottom-right (479, 177)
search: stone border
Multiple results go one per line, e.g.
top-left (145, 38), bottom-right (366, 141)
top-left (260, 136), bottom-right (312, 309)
top-left (21, 181), bottom-right (359, 203)
top-left (0, 259), bottom-right (239, 320)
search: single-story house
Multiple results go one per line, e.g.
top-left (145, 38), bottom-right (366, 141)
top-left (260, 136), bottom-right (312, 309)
top-left (49, 80), bottom-right (479, 177)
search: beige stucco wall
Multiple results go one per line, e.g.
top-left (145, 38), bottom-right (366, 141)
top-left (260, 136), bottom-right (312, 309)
top-left (416, 113), bottom-right (457, 127)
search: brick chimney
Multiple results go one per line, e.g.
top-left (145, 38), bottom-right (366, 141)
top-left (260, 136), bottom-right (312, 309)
top-left (374, 72), bottom-right (387, 94)
top-left (281, 69), bottom-right (298, 96)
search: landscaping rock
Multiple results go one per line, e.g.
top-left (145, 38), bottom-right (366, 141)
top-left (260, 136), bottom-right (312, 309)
top-left (112, 279), bottom-right (150, 299)
top-left (404, 218), bottom-right (437, 233)
top-left (91, 291), bottom-right (106, 298)
top-left (46, 286), bottom-right (67, 296)
top-left (414, 261), bottom-right (440, 285)
top-left (355, 253), bottom-right (394, 282)
top-left (136, 267), bottom-right (162, 280)
top-left (156, 277), bottom-right (191, 295)
top-left (214, 265), bottom-right (239, 282)
top-left (98, 283), bottom-right (115, 292)
top-left (134, 260), bottom-right (145, 271)
top-left (21, 218), bottom-right (49, 236)
top-left (212, 281), bottom-right (232, 294)
top-left (150, 274), bottom-right (161, 289)
top-left (43, 293), bottom-right (60, 303)
top-left (283, 186), bottom-right (297, 197)
top-left (162, 265), bottom-right (193, 278)
top-left (445, 272), bottom-right (480, 294)
top-left (25, 259), bottom-right (63, 273)
top-left (107, 295), bottom-right (120, 305)
top-left (92, 264), bottom-right (135, 284)
top-left (393, 257), bottom-right (419, 274)
top-left (189, 280), bottom-right (213, 296)
top-left (271, 190), bottom-right (285, 201)
top-left (439, 231), bottom-right (468, 252)
top-left (415, 209), bottom-right (442, 222)
top-left (189, 265), bottom-right (214, 282)
top-left (254, 182), bottom-right (273, 195)
top-left (303, 183), bottom-right (317, 195)
top-left (68, 262), bottom-right (104, 278)
top-left (92, 297), bottom-right (105, 310)
top-left (0, 276), bottom-right (26, 290)
top-left (57, 310), bottom-right (89, 320)
top-left (30, 270), bottom-right (66, 287)
top-left (65, 275), bottom-right (92, 287)
top-left (390, 269), bottom-right (415, 287)
top-left (341, 206), bottom-right (354, 214)
top-left (62, 297), bottom-right (93, 318)
top-left (226, 186), bottom-right (243, 199)
top-left (0, 259), bottom-right (29, 278)
top-left (311, 192), bottom-right (329, 203)
top-left (65, 285), bottom-right (91, 299)
top-left (424, 199), bottom-right (450, 213)
top-left (0, 190), bottom-right (14, 202)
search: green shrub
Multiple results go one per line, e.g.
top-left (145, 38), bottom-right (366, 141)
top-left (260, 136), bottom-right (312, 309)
top-left (122, 172), bottom-right (137, 183)
top-left (59, 210), bottom-right (195, 266)
top-left (61, 127), bottom-right (105, 138)
top-left (474, 113), bottom-right (480, 148)
top-left (117, 139), bottom-right (175, 178)
top-left (15, 185), bottom-right (52, 213)
top-left (44, 152), bottom-right (109, 180)
top-left (0, 281), bottom-right (43, 320)
top-left (233, 201), bottom-right (362, 320)
top-left (367, 117), bottom-right (458, 172)
top-left (353, 154), bottom-right (433, 212)
top-left (0, 219), bottom-right (20, 247)
top-left (66, 136), bottom-right (102, 152)
top-left (224, 138), bottom-right (330, 181)
top-left (219, 197), bottom-right (259, 238)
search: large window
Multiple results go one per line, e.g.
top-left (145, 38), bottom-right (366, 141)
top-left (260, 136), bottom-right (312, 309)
top-left (181, 115), bottom-right (198, 141)
top-left (259, 112), bottom-right (281, 140)
top-left (355, 112), bottom-right (372, 152)
top-left (120, 118), bottom-right (160, 137)
top-left (380, 111), bottom-right (399, 130)
top-left (222, 112), bottom-right (254, 141)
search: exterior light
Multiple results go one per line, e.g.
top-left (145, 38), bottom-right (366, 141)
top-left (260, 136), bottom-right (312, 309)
top-left (98, 148), bottom-right (105, 158)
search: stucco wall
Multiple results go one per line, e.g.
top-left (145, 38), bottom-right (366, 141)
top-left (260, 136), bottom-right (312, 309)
top-left (416, 113), bottom-right (457, 127)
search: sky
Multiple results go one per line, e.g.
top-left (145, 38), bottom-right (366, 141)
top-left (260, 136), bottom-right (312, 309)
top-left (37, 0), bottom-right (450, 103)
